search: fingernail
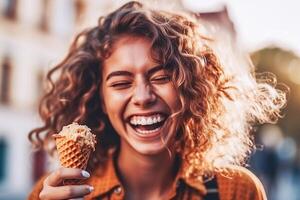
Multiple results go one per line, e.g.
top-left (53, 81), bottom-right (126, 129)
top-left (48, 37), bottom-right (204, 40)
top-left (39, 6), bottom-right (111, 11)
top-left (81, 170), bottom-right (90, 178)
top-left (88, 186), bottom-right (94, 192)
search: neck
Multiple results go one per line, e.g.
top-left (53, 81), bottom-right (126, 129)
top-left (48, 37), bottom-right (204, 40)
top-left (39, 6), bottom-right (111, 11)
top-left (116, 142), bottom-right (178, 199)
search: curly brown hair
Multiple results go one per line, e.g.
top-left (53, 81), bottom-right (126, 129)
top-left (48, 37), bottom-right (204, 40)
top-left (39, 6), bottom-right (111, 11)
top-left (28, 1), bottom-right (287, 179)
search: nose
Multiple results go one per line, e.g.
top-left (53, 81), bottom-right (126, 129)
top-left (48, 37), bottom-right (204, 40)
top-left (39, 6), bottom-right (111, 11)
top-left (132, 82), bottom-right (156, 107)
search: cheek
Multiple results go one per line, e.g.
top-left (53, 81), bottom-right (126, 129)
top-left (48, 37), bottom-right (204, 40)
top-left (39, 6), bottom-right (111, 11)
top-left (103, 95), bottom-right (122, 132)
top-left (102, 86), bottom-right (124, 109)
top-left (155, 84), bottom-right (181, 111)
top-left (169, 90), bottom-right (181, 111)
top-left (102, 89), bottom-right (129, 124)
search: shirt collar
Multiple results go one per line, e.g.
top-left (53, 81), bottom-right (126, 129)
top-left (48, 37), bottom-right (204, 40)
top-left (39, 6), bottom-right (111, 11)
top-left (86, 153), bottom-right (207, 198)
top-left (172, 161), bottom-right (207, 197)
top-left (87, 156), bottom-right (121, 198)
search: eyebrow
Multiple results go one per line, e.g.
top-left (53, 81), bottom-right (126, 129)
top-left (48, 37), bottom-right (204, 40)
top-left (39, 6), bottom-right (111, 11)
top-left (105, 65), bottom-right (164, 81)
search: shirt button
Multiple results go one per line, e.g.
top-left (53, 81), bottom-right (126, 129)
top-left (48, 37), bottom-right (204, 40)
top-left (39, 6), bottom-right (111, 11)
top-left (114, 186), bottom-right (122, 195)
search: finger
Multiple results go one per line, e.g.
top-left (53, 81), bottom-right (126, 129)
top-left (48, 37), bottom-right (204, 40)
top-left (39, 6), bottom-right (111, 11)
top-left (45, 168), bottom-right (90, 186)
top-left (39, 185), bottom-right (93, 200)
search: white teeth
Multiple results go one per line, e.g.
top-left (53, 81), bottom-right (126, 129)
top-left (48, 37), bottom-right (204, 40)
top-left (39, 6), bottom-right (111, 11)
top-left (129, 114), bottom-right (165, 126)
top-left (147, 118), bottom-right (152, 124)
top-left (132, 117), bottom-right (137, 125)
top-left (153, 118), bottom-right (157, 123)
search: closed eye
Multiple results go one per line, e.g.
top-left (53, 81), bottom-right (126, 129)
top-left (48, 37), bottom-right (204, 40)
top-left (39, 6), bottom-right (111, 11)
top-left (151, 75), bottom-right (171, 84)
top-left (110, 81), bottom-right (132, 89)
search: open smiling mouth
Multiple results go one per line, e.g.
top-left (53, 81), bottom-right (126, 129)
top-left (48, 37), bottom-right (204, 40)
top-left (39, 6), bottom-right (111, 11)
top-left (128, 114), bottom-right (167, 135)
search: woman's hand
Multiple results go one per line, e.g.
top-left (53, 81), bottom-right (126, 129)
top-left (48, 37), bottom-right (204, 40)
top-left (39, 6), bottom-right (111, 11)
top-left (39, 168), bottom-right (94, 200)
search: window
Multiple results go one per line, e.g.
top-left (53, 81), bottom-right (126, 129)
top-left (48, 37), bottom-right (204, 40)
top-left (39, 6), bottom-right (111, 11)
top-left (3, 0), bottom-right (18, 20)
top-left (0, 56), bottom-right (12, 105)
top-left (0, 138), bottom-right (8, 183)
top-left (33, 150), bottom-right (46, 182)
top-left (39, 0), bottom-right (50, 32)
top-left (74, 0), bottom-right (85, 24)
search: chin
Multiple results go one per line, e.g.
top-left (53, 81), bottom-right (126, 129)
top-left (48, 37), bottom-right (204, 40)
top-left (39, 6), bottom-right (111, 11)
top-left (125, 137), bottom-right (175, 156)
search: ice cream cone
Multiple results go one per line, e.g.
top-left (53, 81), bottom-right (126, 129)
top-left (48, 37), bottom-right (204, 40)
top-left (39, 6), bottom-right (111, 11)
top-left (53, 123), bottom-right (97, 185)
top-left (54, 135), bottom-right (92, 185)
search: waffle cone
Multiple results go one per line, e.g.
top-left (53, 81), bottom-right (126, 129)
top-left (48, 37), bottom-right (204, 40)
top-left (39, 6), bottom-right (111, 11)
top-left (54, 135), bottom-right (92, 185)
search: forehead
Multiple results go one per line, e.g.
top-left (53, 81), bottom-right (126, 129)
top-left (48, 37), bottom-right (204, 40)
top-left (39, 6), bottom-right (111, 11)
top-left (110, 35), bottom-right (153, 61)
top-left (102, 36), bottom-right (158, 74)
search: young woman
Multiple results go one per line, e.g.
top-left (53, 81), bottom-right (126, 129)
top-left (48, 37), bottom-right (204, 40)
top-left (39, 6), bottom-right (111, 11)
top-left (28, 1), bottom-right (287, 200)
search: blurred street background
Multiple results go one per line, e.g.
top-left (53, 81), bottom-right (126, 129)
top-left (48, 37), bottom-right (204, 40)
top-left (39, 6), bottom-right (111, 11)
top-left (0, 0), bottom-right (299, 199)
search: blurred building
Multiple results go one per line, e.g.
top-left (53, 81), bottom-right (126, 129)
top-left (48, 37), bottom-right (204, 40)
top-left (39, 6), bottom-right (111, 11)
top-left (0, 0), bottom-right (104, 199)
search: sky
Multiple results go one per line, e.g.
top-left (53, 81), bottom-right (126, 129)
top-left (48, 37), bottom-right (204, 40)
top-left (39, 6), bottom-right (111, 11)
top-left (182, 0), bottom-right (300, 56)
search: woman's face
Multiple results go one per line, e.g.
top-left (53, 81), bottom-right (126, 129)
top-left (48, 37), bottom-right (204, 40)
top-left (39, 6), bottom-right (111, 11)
top-left (101, 35), bottom-right (181, 155)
